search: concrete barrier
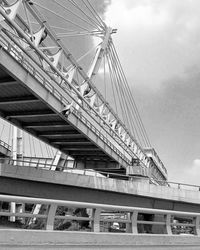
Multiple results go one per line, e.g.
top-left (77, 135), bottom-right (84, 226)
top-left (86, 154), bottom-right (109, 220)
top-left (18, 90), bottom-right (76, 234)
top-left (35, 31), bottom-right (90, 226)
top-left (0, 229), bottom-right (200, 250)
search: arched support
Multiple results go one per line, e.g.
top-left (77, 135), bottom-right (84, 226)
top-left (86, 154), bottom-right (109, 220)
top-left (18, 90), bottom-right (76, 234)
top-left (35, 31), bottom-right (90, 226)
top-left (63, 67), bottom-right (76, 83)
top-left (0, 0), bottom-right (22, 22)
top-left (33, 27), bottom-right (46, 47)
top-left (46, 204), bottom-right (57, 231)
top-left (43, 49), bottom-right (62, 70)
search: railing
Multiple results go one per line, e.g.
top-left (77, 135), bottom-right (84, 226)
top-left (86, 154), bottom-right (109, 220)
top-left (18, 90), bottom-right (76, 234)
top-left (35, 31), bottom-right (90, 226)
top-left (0, 139), bottom-right (11, 151)
top-left (155, 179), bottom-right (200, 191)
top-left (0, 194), bottom-right (199, 235)
top-left (144, 148), bottom-right (167, 176)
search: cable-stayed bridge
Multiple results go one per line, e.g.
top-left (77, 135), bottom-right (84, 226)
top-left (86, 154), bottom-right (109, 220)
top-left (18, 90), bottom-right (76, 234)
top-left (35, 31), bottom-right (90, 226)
top-left (0, 0), bottom-right (167, 180)
top-left (2, 1), bottom-right (200, 249)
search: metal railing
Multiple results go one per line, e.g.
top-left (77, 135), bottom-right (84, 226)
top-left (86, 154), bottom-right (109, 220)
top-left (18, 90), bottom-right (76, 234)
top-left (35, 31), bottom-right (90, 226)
top-left (0, 140), bottom-right (11, 151)
top-left (0, 194), bottom-right (199, 235)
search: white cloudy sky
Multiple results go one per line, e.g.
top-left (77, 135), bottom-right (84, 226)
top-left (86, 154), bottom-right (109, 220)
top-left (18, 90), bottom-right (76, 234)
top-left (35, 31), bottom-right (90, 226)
top-left (105, 0), bottom-right (200, 184)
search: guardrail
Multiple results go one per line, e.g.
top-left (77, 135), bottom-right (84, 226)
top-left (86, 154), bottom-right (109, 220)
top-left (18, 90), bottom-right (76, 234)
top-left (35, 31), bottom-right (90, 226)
top-left (0, 140), bottom-right (11, 151)
top-left (0, 194), bottom-right (199, 235)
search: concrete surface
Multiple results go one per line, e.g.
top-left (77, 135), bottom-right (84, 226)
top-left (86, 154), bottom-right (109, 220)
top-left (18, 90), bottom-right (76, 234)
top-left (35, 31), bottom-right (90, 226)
top-left (1, 163), bottom-right (200, 205)
top-left (0, 229), bottom-right (200, 250)
top-left (1, 164), bottom-right (200, 213)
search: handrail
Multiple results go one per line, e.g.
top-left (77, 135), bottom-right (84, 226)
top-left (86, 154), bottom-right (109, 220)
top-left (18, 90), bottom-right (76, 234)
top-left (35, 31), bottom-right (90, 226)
top-left (0, 194), bottom-right (198, 235)
top-left (0, 139), bottom-right (11, 151)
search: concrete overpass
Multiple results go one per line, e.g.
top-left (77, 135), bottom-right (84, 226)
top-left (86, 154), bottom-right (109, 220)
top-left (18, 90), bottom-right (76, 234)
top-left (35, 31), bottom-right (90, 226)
top-left (0, 162), bottom-right (200, 213)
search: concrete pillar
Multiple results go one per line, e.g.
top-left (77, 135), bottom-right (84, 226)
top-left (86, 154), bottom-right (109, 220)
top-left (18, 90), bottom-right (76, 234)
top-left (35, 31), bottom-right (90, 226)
top-left (92, 208), bottom-right (101, 232)
top-left (128, 211), bottom-right (138, 234)
top-left (10, 127), bottom-right (23, 222)
top-left (166, 214), bottom-right (172, 235)
top-left (194, 216), bottom-right (200, 236)
top-left (10, 202), bottom-right (16, 222)
top-left (46, 204), bottom-right (57, 231)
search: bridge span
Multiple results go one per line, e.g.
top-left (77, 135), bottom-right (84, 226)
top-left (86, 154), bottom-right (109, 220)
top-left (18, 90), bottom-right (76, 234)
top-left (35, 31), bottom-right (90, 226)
top-left (0, 161), bottom-right (200, 213)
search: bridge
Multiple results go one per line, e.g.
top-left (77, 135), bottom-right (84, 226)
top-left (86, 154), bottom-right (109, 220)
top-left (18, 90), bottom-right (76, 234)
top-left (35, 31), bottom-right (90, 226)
top-left (0, 0), bottom-right (167, 180)
top-left (0, 0), bottom-right (199, 249)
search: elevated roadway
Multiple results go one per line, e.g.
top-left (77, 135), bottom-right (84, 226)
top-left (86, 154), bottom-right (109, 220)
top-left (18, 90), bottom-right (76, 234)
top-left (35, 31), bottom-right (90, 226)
top-left (0, 163), bottom-right (200, 213)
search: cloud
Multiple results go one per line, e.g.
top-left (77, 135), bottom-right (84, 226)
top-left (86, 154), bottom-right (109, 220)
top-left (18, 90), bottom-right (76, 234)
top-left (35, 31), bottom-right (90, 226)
top-left (193, 159), bottom-right (200, 168)
top-left (180, 159), bottom-right (200, 184)
top-left (105, 0), bottom-right (200, 89)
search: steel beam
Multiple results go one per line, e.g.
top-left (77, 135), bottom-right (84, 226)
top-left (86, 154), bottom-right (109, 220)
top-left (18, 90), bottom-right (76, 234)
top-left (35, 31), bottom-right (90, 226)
top-left (64, 147), bottom-right (101, 151)
top-left (39, 133), bottom-right (84, 138)
top-left (24, 121), bottom-right (70, 128)
top-left (0, 96), bottom-right (40, 105)
top-left (53, 142), bottom-right (92, 145)
top-left (6, 110), bottom-right (57, 118)
top-left (0, 77), bottom-right (17, 86)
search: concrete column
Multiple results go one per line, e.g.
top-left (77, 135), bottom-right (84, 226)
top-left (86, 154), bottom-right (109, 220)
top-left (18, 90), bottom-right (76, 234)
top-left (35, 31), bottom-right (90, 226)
top-left (92, 208), bottom-right (101, 232)
top-left (194, 216), bottom-right (200, 236)
top-left (10, 127), bottom-right (23, 222)
top-left (166, 214), bottom-right (172, 235)
top-left (46, 204), bottom-right (57, 231)
top-left (10, 202), bottom-right (16, 222)
top-left (130, 211), bottom-right (138, 234)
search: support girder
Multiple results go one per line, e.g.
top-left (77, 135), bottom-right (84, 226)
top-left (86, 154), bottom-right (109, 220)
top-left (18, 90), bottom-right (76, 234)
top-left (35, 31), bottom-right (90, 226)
top-left (6, 110), bottom-right (57, 118)
top-left (49, 138), bottom-right (90, 143)
top-left (39, 133), bottom-right (84, 138)
top-left (53, 141), bottom-right (92, 145)
top-left (70, 152), bottom-right (106, 156)
top-left (0, 78), bottom-right (17, 86)
top-left (0, 96), bottom-right (40, 105)
top-left (64, 147), bottom-right (101, 151)
top-left (75, 157), bottom-right (112, 161)
top-left (24, 122), bottom-right (70, 129)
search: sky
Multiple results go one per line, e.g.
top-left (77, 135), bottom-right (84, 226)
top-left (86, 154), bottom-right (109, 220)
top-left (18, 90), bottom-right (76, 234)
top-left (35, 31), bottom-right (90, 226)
top-left (105, 0), bottom-right (200, 184)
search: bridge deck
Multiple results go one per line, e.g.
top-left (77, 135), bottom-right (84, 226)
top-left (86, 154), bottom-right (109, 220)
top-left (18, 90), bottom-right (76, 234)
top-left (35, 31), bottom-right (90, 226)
top-left (0, 41), bottom-right (131, 168)
top-left (0, 163), bottom-right (200, 212)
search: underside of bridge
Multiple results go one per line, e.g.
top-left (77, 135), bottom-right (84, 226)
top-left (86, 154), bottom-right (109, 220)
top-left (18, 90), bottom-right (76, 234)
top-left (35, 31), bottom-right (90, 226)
top-left (0, 67), bottom-right (117, 169)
